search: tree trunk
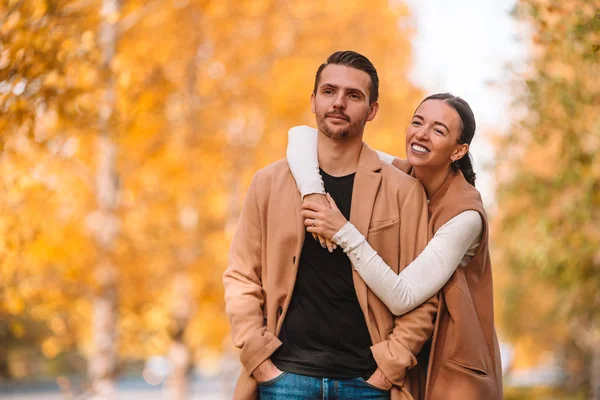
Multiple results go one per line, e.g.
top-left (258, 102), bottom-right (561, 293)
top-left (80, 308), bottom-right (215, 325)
top-left (591, 342), bottom-right (600, 400)
top-left (165, 56), bottom-right (198, 399)
top-left (89, 0), bottom-right (120, 398)
top-left (0, 340), bottom-right (11, 381)
top-left (166, 272), bottom-right (193, 400)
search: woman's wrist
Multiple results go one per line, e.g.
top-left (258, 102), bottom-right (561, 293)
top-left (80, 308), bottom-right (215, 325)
top-left (332, 221), bottom-right (365, 251)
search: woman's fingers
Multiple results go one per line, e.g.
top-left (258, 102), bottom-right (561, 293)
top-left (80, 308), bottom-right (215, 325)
top-left (318, 234), bottom-right (327, 249)
top-left (325, 238), bottom-right (336, 252)
top-left (306, 227), bottom-right (335, 252)
top-left (301, 209), bottom-right (320, 220)
top-left (301, 201), bottom-right (326, 212)
top-left (325, 193), bottom-right (340, 211)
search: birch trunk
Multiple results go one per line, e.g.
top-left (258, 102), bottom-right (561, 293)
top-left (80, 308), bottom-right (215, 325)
top-left (166, 272), bottom-right (193, 400)
top-left (165, 56), bottom-right (198, 399)
top-left (89, 0), bottom-right (120, 398)
top-left (591, 342), bottom-right (600, 400)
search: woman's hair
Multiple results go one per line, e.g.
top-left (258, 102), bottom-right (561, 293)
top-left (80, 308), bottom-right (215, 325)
top-left (418, 93), bottom-right (477, 186)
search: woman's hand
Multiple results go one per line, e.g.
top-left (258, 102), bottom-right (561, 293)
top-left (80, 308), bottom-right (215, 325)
top-left (303, 194), bottom-right (336, 252)
top-left (301, 193), bottom-right (348, 242)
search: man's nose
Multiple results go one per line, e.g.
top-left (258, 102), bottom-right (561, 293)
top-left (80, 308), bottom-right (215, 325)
top-left (332, 94), bottom-right (346, 109)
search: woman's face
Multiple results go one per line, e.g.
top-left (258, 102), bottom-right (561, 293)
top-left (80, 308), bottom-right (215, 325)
top-left (405, 99), bottom-right (468, 170)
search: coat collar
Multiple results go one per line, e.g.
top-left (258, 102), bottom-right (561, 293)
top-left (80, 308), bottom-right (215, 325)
top-left (357, 141), bottom-right (384, 173)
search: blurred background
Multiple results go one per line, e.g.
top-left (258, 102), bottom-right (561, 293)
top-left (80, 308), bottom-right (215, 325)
top-left (0, 0), bottom-right (598, 399)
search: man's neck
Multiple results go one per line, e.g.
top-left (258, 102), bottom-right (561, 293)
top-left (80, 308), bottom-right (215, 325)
top-left (413, 165), bottom-right (452, 200)
top-left (317, 131), bottom-right (363, 177)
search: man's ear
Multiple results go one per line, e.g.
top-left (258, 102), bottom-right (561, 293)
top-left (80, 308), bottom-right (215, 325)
top-left (310, 93), bottom-right (316, 114)
top-left (452, 143), bottom-right (469, 162)
top-left (367, 102), bottom-right (379, 122)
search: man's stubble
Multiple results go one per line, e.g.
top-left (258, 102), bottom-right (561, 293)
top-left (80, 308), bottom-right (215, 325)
top-left (317, 110), bottom-right (371, 141)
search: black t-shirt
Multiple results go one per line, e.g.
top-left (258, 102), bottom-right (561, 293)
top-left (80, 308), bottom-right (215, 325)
top-left (271, 169), bottom-right (377, 379)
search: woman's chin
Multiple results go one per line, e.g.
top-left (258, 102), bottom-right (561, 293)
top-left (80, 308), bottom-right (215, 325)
top-left (407, 153), bottom-right (429, 167)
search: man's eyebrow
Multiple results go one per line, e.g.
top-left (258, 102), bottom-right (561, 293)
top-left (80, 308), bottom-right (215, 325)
top-left (320, 83), bottom-right (367, 97)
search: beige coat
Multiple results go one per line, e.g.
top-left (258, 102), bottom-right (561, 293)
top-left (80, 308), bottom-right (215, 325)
top-left (224, 143), bottom-right (438, 399)
top-left (393, 159), bottom-right (503, 399)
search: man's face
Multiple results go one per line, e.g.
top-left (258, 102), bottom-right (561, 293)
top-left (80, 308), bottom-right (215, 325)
top-left (311, 64), bottom-right (378, 140)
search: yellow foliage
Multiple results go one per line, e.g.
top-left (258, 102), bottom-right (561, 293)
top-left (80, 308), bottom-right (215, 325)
top-left (1, 0), bottom-right (425, 373)
top-left (10, 322), bottom-right (26, 339)
top-left (494, 0), bottom-right (600, 384)
top-left (42, 337), bottom-right (61, 358)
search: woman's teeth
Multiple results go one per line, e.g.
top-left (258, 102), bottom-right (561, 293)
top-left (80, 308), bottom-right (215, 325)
top-left (412, 144), bottom-right (429, 153)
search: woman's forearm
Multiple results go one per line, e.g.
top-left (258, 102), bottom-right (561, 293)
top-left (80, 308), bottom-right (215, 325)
top-left (287, 126), bottom-right (324, 197)
top-left (332, 210), bottom-right (482, 316)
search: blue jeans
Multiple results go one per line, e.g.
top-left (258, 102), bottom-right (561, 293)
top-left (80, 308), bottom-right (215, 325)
top-left (258, 371), bottom-right (391, 400)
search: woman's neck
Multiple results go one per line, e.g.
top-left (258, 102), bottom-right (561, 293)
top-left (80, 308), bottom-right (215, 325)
top-left (413, 165), bottom-right (452, 200)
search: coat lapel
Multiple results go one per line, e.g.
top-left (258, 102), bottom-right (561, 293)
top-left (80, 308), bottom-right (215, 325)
top-left (349, 143), bottom-right (382, 322)
top-left (294, 186), bottom-right (306, 259)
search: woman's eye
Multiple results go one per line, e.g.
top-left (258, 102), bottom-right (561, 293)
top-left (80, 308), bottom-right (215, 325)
top-left (434, 128), bottom-right (444, 135)
top-left (411, 121), bottom-right (421, 126)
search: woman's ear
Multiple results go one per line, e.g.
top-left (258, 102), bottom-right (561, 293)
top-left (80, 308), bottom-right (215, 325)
top-left (452, 143), bottom-right (469, 162)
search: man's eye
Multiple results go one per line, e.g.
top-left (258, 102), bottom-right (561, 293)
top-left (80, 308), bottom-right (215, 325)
top-left (434, 128), bottom-right (444, 135)
top-left (349, 94), bottom-right (359, 99)
top-left (324, 89), bottom-right (334, 95)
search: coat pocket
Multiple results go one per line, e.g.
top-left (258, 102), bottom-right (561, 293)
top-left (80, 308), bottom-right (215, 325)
top-left (445, 280), bottom-right (491, 375)
top-left (257, 372), bottom-right (288, 386)
top-left (368, 218), bottom-right (398, 233)
top-left (447, 359), bottom-right (488, 377)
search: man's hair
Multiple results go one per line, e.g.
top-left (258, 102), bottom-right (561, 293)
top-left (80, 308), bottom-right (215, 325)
top-left (313, 51), bottom-right (379, 104)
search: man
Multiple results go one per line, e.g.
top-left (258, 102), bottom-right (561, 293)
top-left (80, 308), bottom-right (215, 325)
top-left (223, 51), bottom-right (437, 400)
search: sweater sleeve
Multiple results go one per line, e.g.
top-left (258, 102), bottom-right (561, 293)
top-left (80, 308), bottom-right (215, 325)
top-left (286, 125), bottom-right (325, 198)
top-left (374, 150), bottom-right (397, 165)
top-left (286, 127), bottom-right (400, 197)
top-left (332, 210), bottom-right (483, 316)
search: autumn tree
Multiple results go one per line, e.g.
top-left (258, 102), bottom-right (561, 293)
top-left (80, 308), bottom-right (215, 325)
top-left (0, 0), bottom-right (103, 380)
top-left (2, 0), bottom-right (425, 397)
top-left (494, 0), bottom-right (600, 396)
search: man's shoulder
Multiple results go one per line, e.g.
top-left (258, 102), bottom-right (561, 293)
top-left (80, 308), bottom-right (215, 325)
top-left (250, 159), bottom-right (294, 191)
top-left (379, 162), bottom-right (419, 187)
top-left (253, 159), bottom-right (290, 180)
top-left (376, 163), bottom-right (425, 206)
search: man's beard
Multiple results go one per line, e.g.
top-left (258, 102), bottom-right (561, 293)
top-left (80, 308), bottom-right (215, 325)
top-left (317, 111), bottom-right (368, 140)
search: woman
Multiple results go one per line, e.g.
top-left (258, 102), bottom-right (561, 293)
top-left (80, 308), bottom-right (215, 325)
top-left (286, 93), bottom-right (503, 399)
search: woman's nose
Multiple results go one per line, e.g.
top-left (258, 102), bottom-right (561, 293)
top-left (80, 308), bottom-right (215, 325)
top-left (415, 126), bottom-right (429, 140)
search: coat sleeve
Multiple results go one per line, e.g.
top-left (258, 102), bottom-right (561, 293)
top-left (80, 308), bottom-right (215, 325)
top-left (370, 180), bottom-right (438, 386)
top-left (223, 173), bottom-right (282, 376)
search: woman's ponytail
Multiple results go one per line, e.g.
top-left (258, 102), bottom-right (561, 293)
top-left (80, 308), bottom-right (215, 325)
top-left (453, 152), bottom-right (476, 186)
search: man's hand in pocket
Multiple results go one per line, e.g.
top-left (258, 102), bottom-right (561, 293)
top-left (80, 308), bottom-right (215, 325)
top-left (367, 368), bottom-right (393, 390)
top-left (252, 359), bottom-right (283, 383)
